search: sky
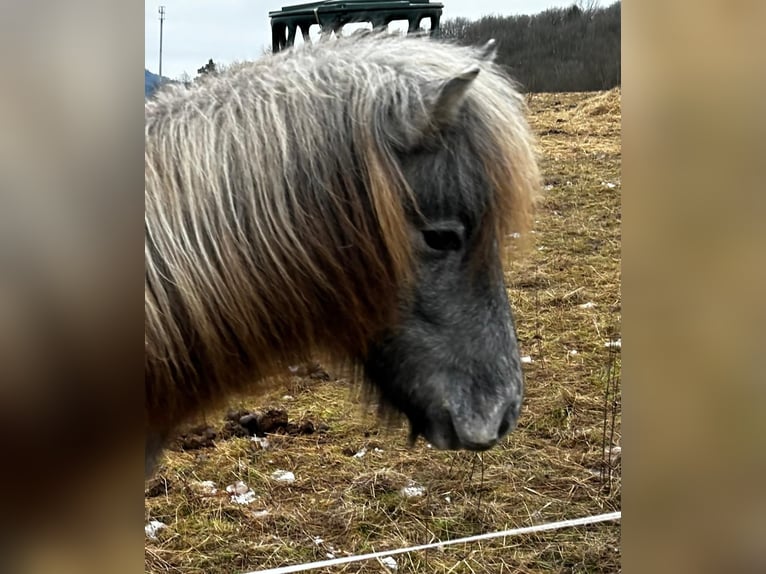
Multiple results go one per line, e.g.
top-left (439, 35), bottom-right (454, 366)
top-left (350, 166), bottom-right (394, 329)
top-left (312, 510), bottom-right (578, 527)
top-left (145, 1), bottom-right (600, 80)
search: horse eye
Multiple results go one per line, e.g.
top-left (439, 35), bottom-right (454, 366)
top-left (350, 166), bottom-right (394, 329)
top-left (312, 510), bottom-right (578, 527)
top-left (422, 229), bottom-right (463, 251)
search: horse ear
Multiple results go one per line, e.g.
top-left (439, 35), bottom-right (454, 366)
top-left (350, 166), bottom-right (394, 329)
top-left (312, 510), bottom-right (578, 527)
top-left (479, 39), bottom-right (498, 61)
top-left (427, 66), bottom-right (480, 133)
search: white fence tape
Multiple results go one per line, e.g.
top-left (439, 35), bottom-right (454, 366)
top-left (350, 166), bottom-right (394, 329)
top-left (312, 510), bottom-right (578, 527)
top-left (247, 510), bottom-right (621, 574)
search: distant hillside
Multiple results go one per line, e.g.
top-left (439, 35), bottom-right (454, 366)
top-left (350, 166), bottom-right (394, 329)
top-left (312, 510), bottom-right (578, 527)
top-left (440, 1), bottom-right (621, 93)
top-left (145, 69), bottom-right (171, 98)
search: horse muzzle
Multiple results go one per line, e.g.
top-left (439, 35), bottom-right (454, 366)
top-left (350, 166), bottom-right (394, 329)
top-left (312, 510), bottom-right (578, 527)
top-left (418, 374), bottom-right (522, 451)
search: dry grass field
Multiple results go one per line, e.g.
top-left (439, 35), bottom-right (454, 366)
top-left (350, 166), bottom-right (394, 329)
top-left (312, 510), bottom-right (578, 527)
top-left (145, 88), bottom-right (622, 574)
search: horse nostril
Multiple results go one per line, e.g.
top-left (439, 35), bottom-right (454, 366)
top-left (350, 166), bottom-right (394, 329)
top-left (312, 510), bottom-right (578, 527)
top-left (497, 399), bottom-right (521, 439)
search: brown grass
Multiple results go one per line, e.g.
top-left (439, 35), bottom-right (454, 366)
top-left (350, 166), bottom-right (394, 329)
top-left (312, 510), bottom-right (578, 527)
top-left (145, 89), bottom-right (622, 574)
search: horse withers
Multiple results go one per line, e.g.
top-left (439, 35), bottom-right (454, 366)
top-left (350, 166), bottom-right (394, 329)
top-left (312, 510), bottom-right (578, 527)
top-left (144, 33), bottom-right (540, 476)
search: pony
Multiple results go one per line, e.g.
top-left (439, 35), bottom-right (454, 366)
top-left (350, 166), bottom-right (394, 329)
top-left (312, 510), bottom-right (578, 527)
top-left (145, 33), bottom-right (540, 477)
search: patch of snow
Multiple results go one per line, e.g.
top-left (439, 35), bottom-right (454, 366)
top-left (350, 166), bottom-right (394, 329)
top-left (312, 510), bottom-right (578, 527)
top-left (567, 349), bottom-right (579, 357)
top-left (602, 181), bottom-right (617, 189)
top-left (271, 469), bottom-right (296, 483)
top-left (231, 490), bottom-right (257, 505)
top-left (380, 556), bottom-right (398, 570)
top-left (193, 480), bottom-right (218, 495)
top-left (607, 445), bottom-right (622, 465)
top-left (282, 395), bottom-right (294, 400)
top-left (373, 448), bottom-right (384, 453)
top-left (353, 447), bottom-right (367, 458)
top-left (579, 301), bottom-right (596, 309)
top-left (313, 536), bottom-right (324, 545)
top-left (605, 339), bottom-right (622, 349)
top-left (544, 184), bottom-right (554, 191)
top-left (145, 520), bottom-right (166, 540)
top-left (444, 495), bottom-right (452, 504)
top-left (326, 553), bottom-right (336, 559)
top-left (226, 481), bottom-right (257, 505)
top-left (250, 509), bottom-right (270, 518)
top-left (251, 436), bottom-right (270, 449)
top-left (227, 481), bottom-right (249, 495)
top-left (400, 483), bottom-right (426, 498)
top-left (520, 356), bottom-right (533, 364)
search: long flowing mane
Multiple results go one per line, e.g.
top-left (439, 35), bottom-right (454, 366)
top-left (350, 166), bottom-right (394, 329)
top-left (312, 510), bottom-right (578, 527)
top-left (145, 33), bottom-right (539, 434)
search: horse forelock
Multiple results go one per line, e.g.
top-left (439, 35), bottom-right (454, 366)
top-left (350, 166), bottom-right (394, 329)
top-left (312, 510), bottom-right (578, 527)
top-left (144, 33), bottom-right (539, 430)
top-left (353, 35), bottom-right (541, 271)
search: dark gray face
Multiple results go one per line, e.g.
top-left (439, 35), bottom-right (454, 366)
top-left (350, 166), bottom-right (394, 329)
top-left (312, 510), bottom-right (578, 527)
top-left (364, 136), bottom-right (524, 450)
top-left (364, 217), bottom-right (523, 450)
top-left (362, 65), bottom-right (527, 451)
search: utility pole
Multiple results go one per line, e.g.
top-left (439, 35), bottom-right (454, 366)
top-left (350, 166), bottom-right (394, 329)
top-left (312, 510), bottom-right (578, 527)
top-left (158, 6), bottom-right (166, 79)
